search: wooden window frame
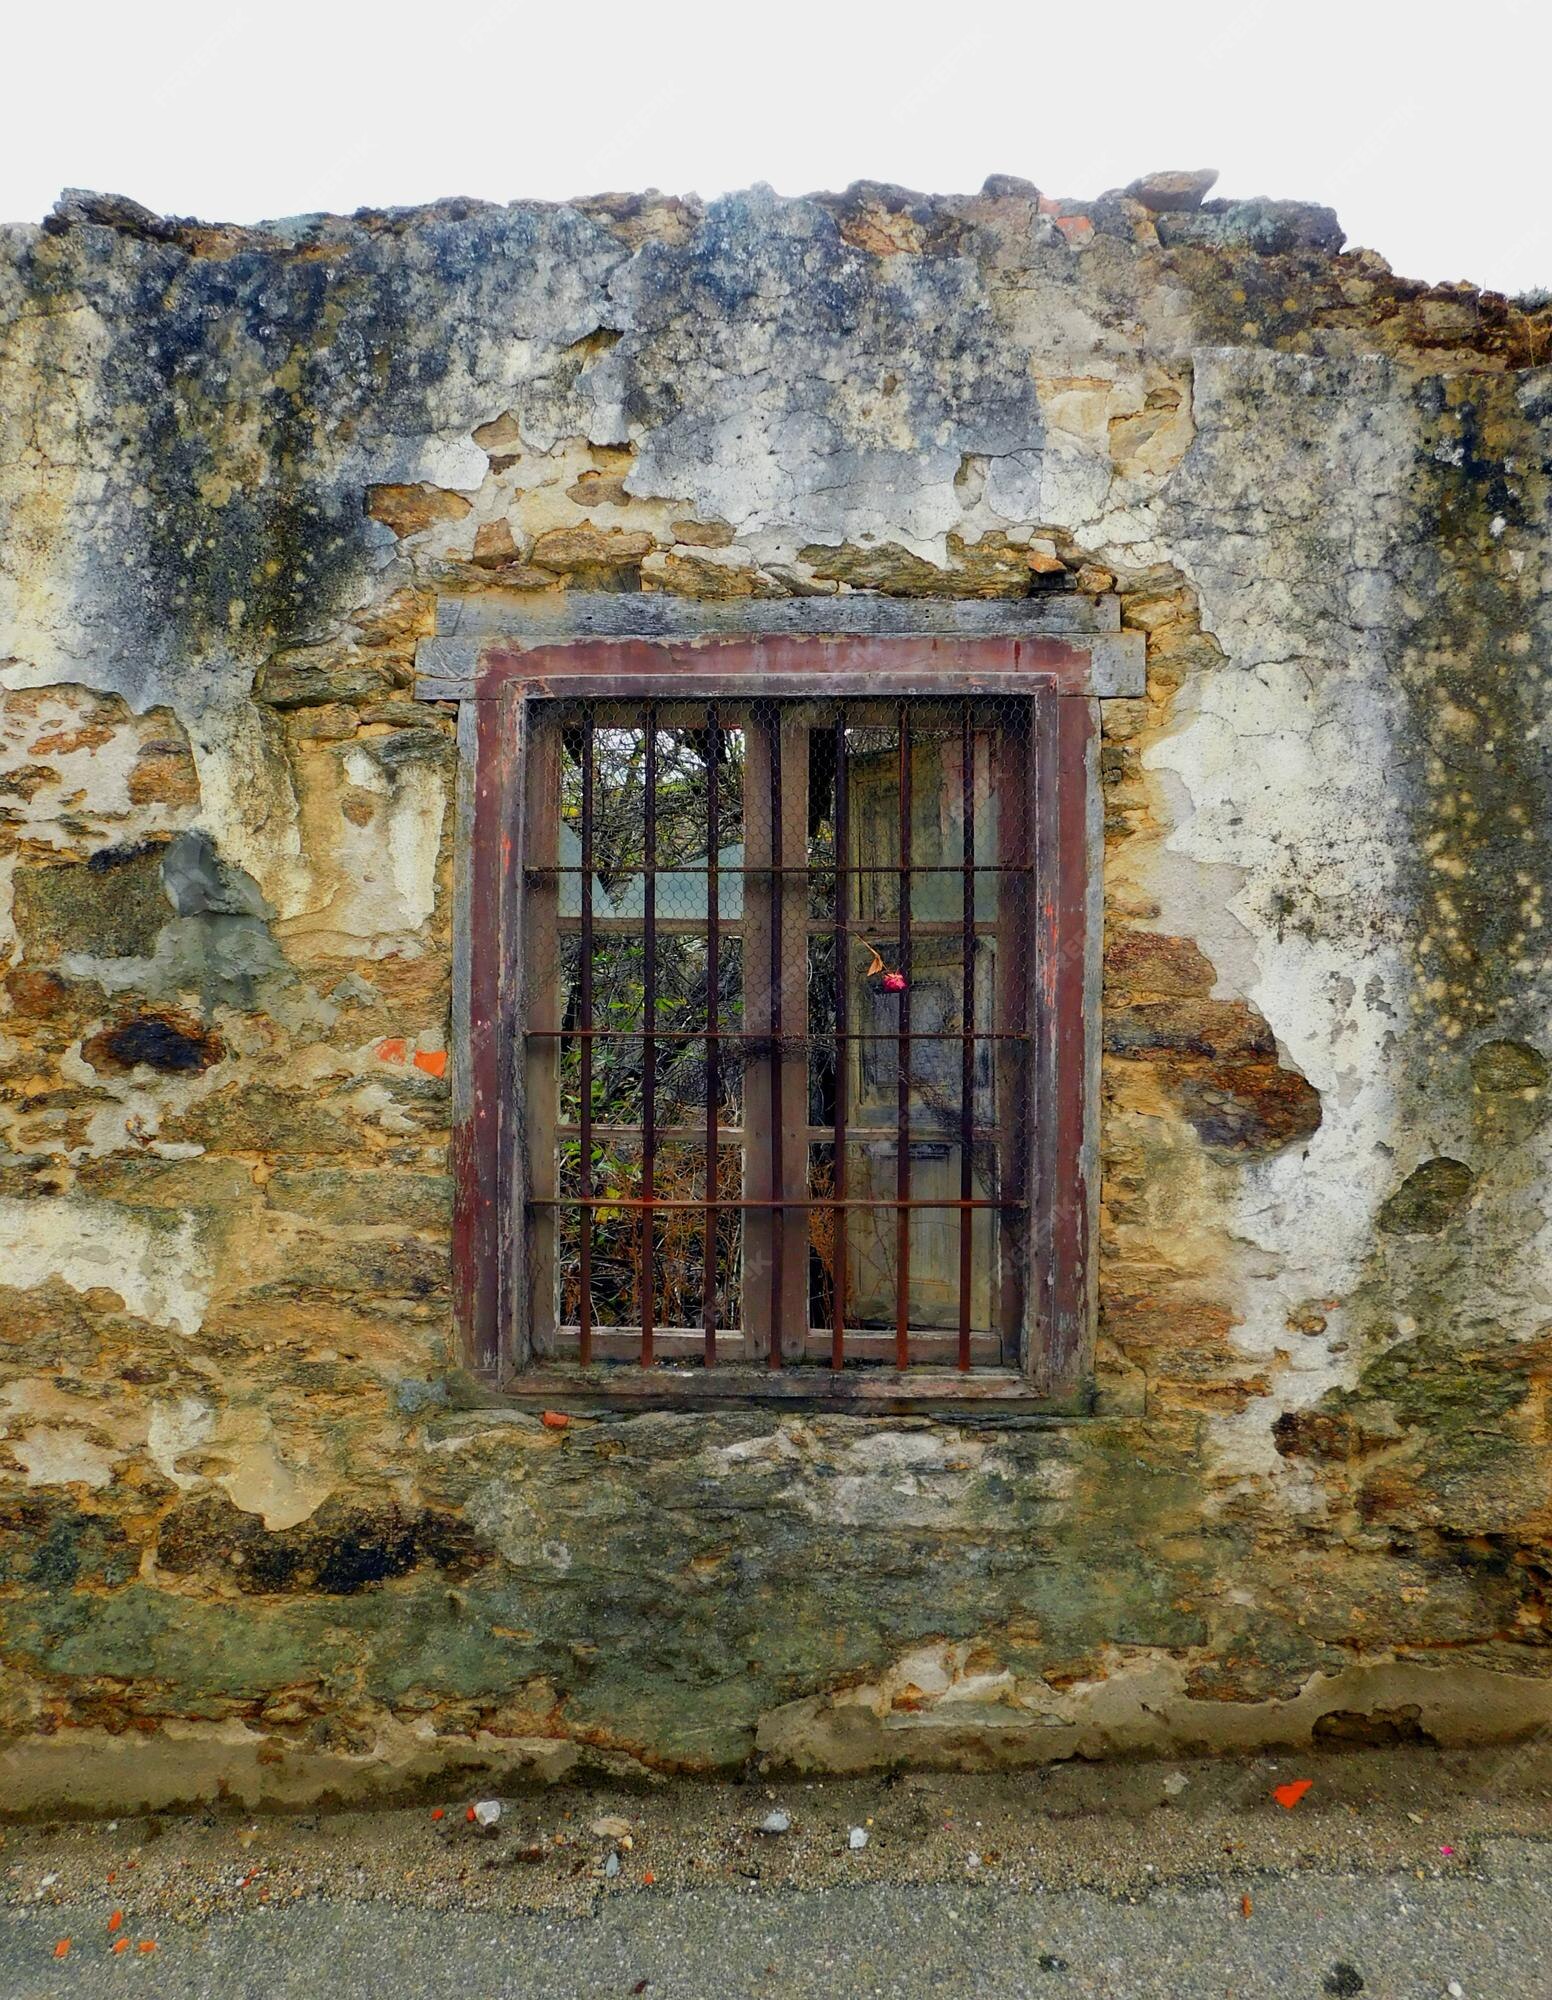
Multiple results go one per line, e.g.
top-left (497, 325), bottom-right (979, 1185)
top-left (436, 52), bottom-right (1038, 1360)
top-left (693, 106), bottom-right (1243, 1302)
top-left (446, 634), bottom-right (1105, 1410)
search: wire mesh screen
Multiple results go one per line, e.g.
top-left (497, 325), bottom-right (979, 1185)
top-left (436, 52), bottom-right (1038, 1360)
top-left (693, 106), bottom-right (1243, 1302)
top-left (522, 696), bottom-right (1034, 1371)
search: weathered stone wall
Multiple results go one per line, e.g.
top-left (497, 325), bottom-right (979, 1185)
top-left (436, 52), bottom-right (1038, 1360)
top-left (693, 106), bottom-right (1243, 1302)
top-left (2, 176), bottom-right (1550, 1808)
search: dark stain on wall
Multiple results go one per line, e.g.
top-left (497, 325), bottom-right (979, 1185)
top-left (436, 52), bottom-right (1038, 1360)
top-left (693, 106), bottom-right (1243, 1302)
top-left (81, 1009), bottom-right (225, 1076)
top-left (155, 1493), bottom-right (486, 1596)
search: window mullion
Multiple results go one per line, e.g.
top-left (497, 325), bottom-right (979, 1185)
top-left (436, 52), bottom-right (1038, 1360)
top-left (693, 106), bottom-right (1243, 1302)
top-left (702, 702), bottom-right (721, 1368)
top-left (740, 704), bottom-right (809, 1363)
top-left (521, 709), bottom-right (562, 1363)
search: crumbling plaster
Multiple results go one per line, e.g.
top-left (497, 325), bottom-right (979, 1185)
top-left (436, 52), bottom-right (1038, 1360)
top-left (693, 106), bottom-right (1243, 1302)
top-left (2, 176), bottom-right (1551, 1800)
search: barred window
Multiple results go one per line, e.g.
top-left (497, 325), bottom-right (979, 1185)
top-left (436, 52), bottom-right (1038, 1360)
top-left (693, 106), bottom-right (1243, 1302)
top-left (451, 640), bottom-right (1100, 1405)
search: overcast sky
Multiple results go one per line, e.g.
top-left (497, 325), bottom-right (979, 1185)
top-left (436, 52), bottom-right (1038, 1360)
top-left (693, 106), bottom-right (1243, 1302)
top-left (5, 0), bottom-right (1549, 295)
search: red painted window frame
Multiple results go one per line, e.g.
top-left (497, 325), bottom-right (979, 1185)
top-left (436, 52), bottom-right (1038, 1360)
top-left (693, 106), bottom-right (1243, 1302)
top-left (451, 635), bottom-right (1100, 1407)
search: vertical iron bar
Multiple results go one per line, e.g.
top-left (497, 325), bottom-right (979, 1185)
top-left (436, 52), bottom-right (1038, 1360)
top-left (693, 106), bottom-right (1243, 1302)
top-left (640, 708), bottom-right (657, 1367)
top-left (703, 704), bottom-right (720, 1367)
top-left (831, 706), bottom-right (848, 1371)
top-left (578, 708), bottom-right (595, 1367)
top-left (768, 705), bottom-right (785, 1369)
top-left (895, 701), bottom-right (912, 1371)
top-left (958, 699), bottom-right (975, 1372)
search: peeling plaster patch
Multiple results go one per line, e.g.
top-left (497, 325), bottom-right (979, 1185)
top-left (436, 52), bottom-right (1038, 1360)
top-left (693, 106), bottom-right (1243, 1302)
top-left (620, 191), bottom-right (1044, 559)
top-left (0, 1195), bottom-right (209, 1332)
top-left (1145, 658), bottom-right (1411, 1472)
top-left (1138, 353), bottom-right (1423, 1477)
top-left (214, 1428), bottom-right (332, 1533)
top-left (184, 696), bottom-right (311, 921)
top-left (9, 1428), bottom-right (120, 1490)
top-left (157, 1401), bottom-right (335, 1530)
top-left (349, 1080), bottom-right (420, 1135)
top-left (756, 1648), bottom-right (1552, 1774)
top-left (982, 450), bottom-right (1043, 520)
top-left (353, 750), bottom-right (442, 937)
top-left (147, 1396), bottom-right (217, 1489)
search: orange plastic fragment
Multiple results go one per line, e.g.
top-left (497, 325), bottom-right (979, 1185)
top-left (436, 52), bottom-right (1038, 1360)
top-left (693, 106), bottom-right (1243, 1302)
top-left (413, 1048), bottom-right (448, 1078)
top-left (430, 1808), bottom-right (445, 1821)
top-left (541, 1410), bottom-right (570, 1430)
top-left (112, 1939), bottom-right (129, 1955)
top-left (642, 1870), bottom-right (656, 1886)
top-left (137, 1939), bottom-right (157, 1954)
top-left (377, 1037), bottom-right (408, 1062)
top-left (466, 1806), bottom-right (477, 1823)
top-left (1240, 1892), bottom-right (1253, 1918)
top-left (1273, 1780), bottom-right (1313, 1810)
top-left (53, 1939), bottom-right (70, 1959)
top-left (107, 1910), bottom-right (123, 1932)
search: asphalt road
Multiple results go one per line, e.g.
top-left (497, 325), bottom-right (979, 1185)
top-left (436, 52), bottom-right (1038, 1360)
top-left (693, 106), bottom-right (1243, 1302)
top-left (7, 1748), bottom-right (1552, 1999)
top-left (3, 1847), bottom-right (1545, 2000)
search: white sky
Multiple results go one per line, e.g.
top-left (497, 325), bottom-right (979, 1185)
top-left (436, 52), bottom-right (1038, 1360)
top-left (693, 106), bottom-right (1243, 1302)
top-left (4, 0), bottom-right (1550, 295)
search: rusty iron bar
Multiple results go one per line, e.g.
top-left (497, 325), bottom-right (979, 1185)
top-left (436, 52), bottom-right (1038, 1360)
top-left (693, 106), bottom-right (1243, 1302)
top-left (557, 1122), bottom-right (1007, 1143)
top-left (831, 705), bottom-right (848, 1372)
top-left (531, 863), bottom-right (1022, 875)
top-left (895, 701), bottom-right (912, 1371)
top-left (577, 707), bottom-right (595, 1367)
top-left (534, 1196), bottom-right (1019, 1211)
top-left (958, 698), bottom-right (975, 1373)
top-left (640, 705), bottom-right (657, 1367)
top-left (768, 704), bottom-right (784, 1370)
top-left (703, 702), bottom-right (720, 1368)
top-left (528, 1029), bottom-right (1031, 1042)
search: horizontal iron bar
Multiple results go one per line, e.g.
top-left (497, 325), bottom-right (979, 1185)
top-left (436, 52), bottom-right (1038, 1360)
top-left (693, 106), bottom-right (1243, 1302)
top-left (533, 863), bottom-right (1029, 876)
top-left (533, 1196), bottom-right (1019, 1210)
top-left (555, 1124), bottom-right (1006, 1144)
top-left (552, 1328), bottom-right (1006, 1364)
top-left (531, 1029), bottom-right (1028, 1042)
top-left (555, 918), bottom-right (1001, 936)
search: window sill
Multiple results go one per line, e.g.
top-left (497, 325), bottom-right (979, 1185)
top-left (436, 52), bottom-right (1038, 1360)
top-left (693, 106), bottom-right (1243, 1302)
top-left (486, 1365), bottom-right (1090, 1413)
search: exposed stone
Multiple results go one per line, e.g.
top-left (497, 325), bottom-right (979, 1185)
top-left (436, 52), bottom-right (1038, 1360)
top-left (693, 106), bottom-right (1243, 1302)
top-left (671, 518), bottom-right (736, 548)
top-left (799, 535), bottom-right (1038, 599)
top-left (470, 520), bottom-right (522, 568)
top-left (1377, 1158), bottom-right (1476, 1236)
top-left (567, 471), bottom-right (631, 508)
top-left (640, 550), bottom-right (780, 598)
top-left (366, 484), bottom-right (473, 538)
top-left (12, 844), bottom-right (171, 961)
top-left (1470, 1039), bottom-right (1548, 1093)
top-left (1126, 169), bottom-right (1219, 213)
top-left (255, 645), bottom-right (397, 709)
top-left (529, 525), bottom-right (656, 572)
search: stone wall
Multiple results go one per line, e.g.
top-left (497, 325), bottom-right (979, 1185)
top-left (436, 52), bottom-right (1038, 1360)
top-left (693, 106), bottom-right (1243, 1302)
top-left (2, 175), bottom-right (1550, 1808)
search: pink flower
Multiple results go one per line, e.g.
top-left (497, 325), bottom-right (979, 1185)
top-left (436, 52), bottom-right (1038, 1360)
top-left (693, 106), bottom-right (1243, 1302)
top-left (882, 971), bottom-right (907, 993)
